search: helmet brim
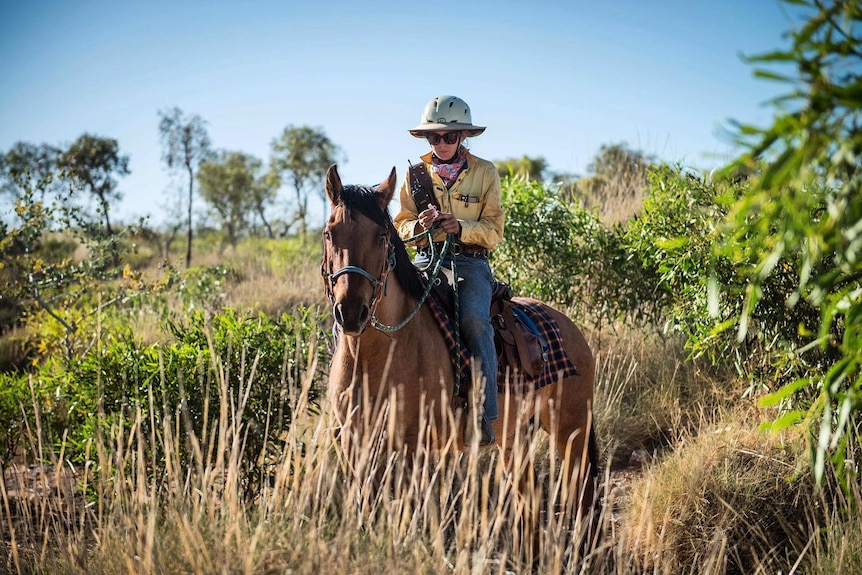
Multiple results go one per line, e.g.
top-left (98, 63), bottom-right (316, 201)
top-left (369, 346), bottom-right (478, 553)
top-left (409, 123), bottom-right (486, 138)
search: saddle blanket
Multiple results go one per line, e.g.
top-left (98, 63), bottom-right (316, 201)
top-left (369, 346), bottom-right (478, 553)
top-left (427, 296), bottom-right (580, 395)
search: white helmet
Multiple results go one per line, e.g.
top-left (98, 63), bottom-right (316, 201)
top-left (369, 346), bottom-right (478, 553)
top-left (409, 95), bottom-right (486, 138)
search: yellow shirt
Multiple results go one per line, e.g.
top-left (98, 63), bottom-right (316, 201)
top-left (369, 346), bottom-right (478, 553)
top-left (394, 149), bottom-right (504, 250)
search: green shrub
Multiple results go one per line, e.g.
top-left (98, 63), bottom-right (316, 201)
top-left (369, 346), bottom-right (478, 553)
top-left (623, 166), bottom-right (734, 353)
top-left (494, 176), bottom-right (662, 329)
top-left (28, 307), bottom-right (328, 496)
top-left (718, 0), bottom-right (862, 485)
top-left (0, 371), bottom-right (37, 467)
top-left (176, 264), bottom-right (241, 313)
top-left (621, 165), bottom-right (829, 392)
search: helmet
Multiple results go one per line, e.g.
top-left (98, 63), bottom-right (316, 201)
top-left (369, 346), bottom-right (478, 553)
top-left (409, 95), bottom-right (486, 138)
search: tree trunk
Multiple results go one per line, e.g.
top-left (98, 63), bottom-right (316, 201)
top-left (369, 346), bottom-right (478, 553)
top-left (257, 206), bottom-right (274, 238)
top-left (162, 223), bottom-right (181, 260)
top-left (185, 163), bottom-right (193, 268)
top-left (98, 192), bottom-right (114, 235)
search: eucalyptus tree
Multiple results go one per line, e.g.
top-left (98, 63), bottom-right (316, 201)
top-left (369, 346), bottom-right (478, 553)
top-left (0, 142), bottom-right (61, 204)
top-left (197, 150), bottom-right (273, 249)
top-left (269, 125), bottom-right (343, 237)
top-left (719, 0), bottom-right (862, 487)
top-left (58, 134), bottom-right (130, 235)
top-left (158, 107), bottom-right (212, 267)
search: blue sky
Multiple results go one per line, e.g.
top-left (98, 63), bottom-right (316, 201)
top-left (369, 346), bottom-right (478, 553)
top-left (1, 0), bottom-right (797, 225)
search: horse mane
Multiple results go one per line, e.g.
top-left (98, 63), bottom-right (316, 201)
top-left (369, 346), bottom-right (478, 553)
top-left (339, 184), bottom-right (427, 301)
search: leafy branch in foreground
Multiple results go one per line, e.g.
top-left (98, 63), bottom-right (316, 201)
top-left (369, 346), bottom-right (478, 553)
top-left (719, 0), bottom-right (862, 487)
top-left (1, 178), bottom-right (146, 359)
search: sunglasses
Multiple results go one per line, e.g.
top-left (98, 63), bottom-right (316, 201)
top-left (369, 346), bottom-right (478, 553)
top-left (425, 132), bottom-right (461, 145)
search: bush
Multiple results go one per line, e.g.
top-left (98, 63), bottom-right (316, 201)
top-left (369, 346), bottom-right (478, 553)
top-left (623, 166), bottom-right (736, 356)
top-left (718, 0), bottom-right (862, 485)
top-left (494, 176), bottom-right (663, 329)
top-left (28, 307), bottom-right (328, 496)
top-left (0, 371), bottom-right (37, 467)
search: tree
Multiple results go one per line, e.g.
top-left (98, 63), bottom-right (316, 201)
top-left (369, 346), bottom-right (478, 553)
top-left (197, 150), bottom-right (266, 249)
top-left (158, 107), bottom-right (212, 267)
top-left (1, 179), bottom-right (138, 358)
top-left (0, 142), bottom-right (61, 204)
top-left (494, 155), bottom-right (549, 182)
top-left (269, 125), bottom-right (343, 237)
top-left (718, 0), bottom-right (862, 487)
top-left (58, 134), bottom-right (130, 235)
top-left (251, 169), bottom-right (279, 238)
top-left (576, 143), bottom-right (655, 224)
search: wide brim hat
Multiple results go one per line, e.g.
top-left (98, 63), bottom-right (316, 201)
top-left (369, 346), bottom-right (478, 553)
top-left (409, 95), bottom-right (487, 138)
top-left (409, 122), bottom-right (486, 138)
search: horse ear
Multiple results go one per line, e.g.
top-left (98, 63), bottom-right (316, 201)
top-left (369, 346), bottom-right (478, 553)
top-left (375, 167), bottom-right (397, 209)
top-left (325, 164), bottom-right (342, 206)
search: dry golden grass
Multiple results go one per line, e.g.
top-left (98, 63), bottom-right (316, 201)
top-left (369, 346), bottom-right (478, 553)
top-left (2, 237), bottom-right (859, 574)
top-left (625, 409), bottom-right (821, 574)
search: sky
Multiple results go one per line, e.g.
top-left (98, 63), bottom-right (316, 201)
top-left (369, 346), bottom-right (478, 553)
top-left (1, 0), bottom-right (799, 226)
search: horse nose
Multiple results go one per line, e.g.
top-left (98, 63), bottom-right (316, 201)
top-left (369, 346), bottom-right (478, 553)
top-left (333, 302), bottom-right (370, 335)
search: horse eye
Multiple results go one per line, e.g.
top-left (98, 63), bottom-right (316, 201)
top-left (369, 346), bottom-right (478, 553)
top-left (323, 230), bottom-right (331, 242)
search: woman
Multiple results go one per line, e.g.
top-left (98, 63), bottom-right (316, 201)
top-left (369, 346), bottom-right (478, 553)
top-left (394, 95), bottom-right (504, 447)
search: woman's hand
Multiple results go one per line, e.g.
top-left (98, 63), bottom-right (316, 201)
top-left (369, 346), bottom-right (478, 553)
top-left (418, 206), bottom-right (438, 230)
top-left (419, 206), bottom-right (461, 236)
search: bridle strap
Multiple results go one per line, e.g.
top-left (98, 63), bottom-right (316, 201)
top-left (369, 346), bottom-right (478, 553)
top-left (324, 241), bottom-right (394, 314)
top-left (328, 265), bottom-right (383, 288)
top-left (371, 230), bottom-right (452, 332)
top-left (324, 225), bottom-right (462, 396)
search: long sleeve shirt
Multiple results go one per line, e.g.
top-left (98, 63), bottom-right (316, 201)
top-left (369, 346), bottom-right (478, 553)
top-left (394, 149), bottom-right (504, 250)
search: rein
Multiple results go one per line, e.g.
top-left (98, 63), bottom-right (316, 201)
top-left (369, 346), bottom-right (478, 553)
top-left (371, 228), bottom-right (452, 332)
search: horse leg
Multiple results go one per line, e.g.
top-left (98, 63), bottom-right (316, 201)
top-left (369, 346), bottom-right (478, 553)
top-left (495, 392), bottom-right (544, 566)
top-left (538, 377), bottom-right (598, 527)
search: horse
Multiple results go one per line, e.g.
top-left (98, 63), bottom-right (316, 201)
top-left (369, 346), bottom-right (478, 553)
top-left (321, 164), bottom-right (598, 517)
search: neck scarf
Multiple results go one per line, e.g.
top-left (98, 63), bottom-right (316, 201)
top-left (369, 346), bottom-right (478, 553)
top-left (431, 146), bottom-right (467, 189)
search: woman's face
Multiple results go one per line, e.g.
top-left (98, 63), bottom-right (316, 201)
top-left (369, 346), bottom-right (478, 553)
top-left (426, 131), bottom-right (461, 161)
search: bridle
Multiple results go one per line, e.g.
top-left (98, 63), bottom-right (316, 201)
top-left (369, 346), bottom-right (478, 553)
top-left (322, 223), bottom-right (452, 333)
top-left (322, 231), bottom-right (396, 323)
top-left (323, 217), bottom-right (463, 394)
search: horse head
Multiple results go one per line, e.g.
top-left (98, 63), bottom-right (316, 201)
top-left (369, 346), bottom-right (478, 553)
top-left (322, 164), bottom-right (398, 335)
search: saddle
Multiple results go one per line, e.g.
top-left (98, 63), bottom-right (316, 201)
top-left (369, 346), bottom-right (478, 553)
top-left (424, 272), bottom-right (548, 381)
top-left (490, 283), bottom-right (548, 379)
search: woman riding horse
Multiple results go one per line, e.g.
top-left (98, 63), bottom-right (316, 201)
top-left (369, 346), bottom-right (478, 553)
top-left (394, 95), bottom-right (502, 447)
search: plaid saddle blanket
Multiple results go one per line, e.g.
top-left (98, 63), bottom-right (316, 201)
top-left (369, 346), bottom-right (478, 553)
top-left (427, 296), bottom-right (579, 395)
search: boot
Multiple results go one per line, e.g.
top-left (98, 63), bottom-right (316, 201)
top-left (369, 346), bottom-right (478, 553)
top-left (464, 411), bottom-right (495, 447)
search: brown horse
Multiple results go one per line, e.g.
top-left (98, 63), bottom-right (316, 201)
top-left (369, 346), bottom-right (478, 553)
top-left (322, 164), bottom-right (597, 512)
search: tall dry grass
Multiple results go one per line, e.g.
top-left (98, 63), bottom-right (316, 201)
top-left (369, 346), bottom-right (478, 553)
top-left (2, 328), bottom-right (857, 574)
top-left (1, 348), bottom-right (598, 574)
top-left (2, 238), bottom-right (859, 574)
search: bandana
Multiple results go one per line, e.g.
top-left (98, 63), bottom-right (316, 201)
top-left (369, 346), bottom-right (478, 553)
top-left (431, 147), bottom-right (467, 189)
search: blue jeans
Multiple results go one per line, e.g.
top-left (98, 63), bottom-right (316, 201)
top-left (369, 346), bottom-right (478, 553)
top-left (415, 253), bottom-right (498, 421)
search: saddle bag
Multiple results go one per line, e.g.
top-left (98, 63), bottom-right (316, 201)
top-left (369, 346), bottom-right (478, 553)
top-left (490, 282), bottom-right (548, 379)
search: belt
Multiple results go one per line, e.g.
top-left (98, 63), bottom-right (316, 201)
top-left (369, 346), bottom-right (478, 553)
top-left (420, 242), bottom-right (489, 259)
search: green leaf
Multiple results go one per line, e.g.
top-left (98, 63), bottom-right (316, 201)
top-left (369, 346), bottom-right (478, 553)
top-left (759, 409), bottom-right (807, 432)
top-left (759, 377), bottom-right (813, 407)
